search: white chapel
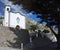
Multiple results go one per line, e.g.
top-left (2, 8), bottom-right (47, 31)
top-left (3, 5), bottom-right (26, 29)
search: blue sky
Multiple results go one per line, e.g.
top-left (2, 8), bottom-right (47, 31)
top-left (0, 0), bottom-right (40, 22)
top-left (0, 1), bottom-right (5, 16)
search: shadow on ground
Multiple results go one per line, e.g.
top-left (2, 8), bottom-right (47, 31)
top-left (7, 27), bottom-right (57, 50)
top-left (7, 27), bottom-right (30, 49)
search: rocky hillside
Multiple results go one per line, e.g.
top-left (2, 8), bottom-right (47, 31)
top-left (0, 26), bottom-right (17, 47)
top-left (0, 26), bottom-right (30, 49)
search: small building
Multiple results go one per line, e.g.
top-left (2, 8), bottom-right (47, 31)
top-left (3, 5), bottom-right (26, 29)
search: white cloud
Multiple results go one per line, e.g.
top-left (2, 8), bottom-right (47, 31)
top-left (0, 0), bottom-right (26, 15)
top-left (27, 13), bottom-right (32, 15)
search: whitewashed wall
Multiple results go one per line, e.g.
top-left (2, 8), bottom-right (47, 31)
top-left (3, 6), bottom-right (10, 27)
top-left (10, 12), bottom-right (26, 29)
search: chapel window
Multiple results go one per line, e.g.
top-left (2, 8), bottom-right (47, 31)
top-left (16, 17), bottom-right (20, 23)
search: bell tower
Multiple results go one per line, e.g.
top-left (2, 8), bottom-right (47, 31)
top-left (5, 5), bottom-right (10, 11)
top-left (4, 5), bottom-right (10, 27)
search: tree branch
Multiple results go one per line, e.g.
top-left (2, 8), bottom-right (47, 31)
top-left (47, 24), bottom-right (57, 37)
